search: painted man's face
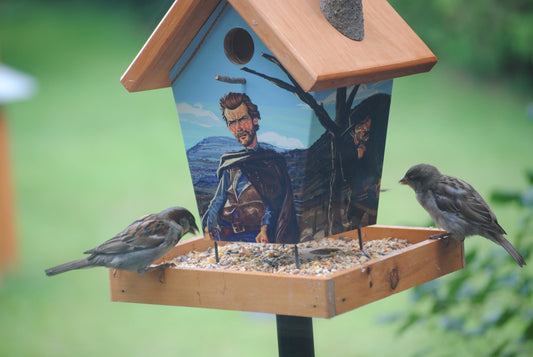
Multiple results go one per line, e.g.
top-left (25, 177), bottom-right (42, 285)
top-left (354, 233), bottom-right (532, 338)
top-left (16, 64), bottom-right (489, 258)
top-left (225, 103), bottom-right (259, 148)
top-left (354, 116), bottom-right (372, 144)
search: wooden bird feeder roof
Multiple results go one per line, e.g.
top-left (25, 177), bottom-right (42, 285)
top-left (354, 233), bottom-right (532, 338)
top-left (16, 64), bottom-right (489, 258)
top-left (121, 0), bottom-right (437, 93)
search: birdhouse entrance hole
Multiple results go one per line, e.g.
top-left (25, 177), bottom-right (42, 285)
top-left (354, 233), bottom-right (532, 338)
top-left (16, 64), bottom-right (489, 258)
top-left (224, 27), bottom-right (254, 65)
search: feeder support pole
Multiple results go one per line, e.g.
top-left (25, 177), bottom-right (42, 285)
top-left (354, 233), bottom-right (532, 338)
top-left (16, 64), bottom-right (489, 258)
top-left (276, 315), bottom-right (315, 357)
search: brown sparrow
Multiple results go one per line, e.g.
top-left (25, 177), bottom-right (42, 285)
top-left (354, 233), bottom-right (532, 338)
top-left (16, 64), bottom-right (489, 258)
top-left (45, 207), bottom-right (198, 276)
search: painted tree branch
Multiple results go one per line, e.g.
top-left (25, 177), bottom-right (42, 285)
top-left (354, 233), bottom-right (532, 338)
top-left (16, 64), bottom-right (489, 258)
top-left (240, 66), bottom-right (297, 92)
top-left (241, 52), bottom-right (361, 236)
top-left (336, 87), bottom-right (347, 127)
top-left (347, 84), bottom-right (360, 114)
top-left (242, 53), bottom-right (341, 136)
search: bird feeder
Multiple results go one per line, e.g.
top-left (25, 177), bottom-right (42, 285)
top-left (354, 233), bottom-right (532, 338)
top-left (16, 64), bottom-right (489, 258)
top-left (113, 0), bottom-right (464, 354)
top-left (0, 63), bottom-right (37, 278)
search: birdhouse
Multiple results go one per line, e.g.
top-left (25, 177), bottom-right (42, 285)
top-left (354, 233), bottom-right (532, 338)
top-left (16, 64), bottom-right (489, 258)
top-left (111, 0), bottom-right (464, 321)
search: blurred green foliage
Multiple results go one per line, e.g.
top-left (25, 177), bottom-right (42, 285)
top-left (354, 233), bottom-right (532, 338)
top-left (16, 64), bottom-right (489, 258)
top-left (390, 0), bottom-right (533, 85)
top-left (390, 171), bottom-right (533, 356)
top-left (32, 0), bottom-right (533, 86)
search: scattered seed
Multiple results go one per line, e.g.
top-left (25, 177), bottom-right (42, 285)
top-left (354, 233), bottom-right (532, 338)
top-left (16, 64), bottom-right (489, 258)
top-left (170, 237), bottom-right (410, 277)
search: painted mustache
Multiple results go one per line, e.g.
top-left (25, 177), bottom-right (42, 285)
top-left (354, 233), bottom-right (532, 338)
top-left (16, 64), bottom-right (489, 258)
top-left (236, 129), bottom-right (255, 142)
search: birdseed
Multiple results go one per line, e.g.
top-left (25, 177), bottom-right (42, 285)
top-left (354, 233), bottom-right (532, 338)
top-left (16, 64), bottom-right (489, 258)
top-left (167, 237), bottom-right (411, 276)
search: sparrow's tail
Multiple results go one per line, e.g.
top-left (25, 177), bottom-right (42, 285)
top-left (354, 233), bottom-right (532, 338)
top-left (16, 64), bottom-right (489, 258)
top-left (492, 234), bottom-right (526, 268)
top-left (45, 257), bottom-right (93, 276)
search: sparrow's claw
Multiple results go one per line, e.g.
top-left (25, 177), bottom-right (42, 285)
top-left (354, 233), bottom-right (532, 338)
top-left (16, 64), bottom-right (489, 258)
top-left (147, 262), bottom-right (174, 284)
top-left (429, 232), bottom-right (452, 240)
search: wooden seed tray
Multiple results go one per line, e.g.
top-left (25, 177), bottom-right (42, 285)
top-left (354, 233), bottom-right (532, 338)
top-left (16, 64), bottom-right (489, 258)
top-left (109, 225), bottom-right (464, 318)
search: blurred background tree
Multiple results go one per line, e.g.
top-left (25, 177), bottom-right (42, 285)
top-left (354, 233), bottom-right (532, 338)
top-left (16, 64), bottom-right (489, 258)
top-left (390, 0), bottom-right (533, 88)
top-left (26, 0), bottom-right (533, 88)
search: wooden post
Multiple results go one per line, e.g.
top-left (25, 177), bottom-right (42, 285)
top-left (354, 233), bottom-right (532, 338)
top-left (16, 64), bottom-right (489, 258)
top-left (276, 315), bottom-right (315, 357)
top-left (0, 109), bottom-right (16, 272)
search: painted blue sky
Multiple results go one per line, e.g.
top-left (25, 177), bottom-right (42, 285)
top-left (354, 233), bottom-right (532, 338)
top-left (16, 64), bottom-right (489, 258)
top-left (171, 3), bottom-right (393, 150)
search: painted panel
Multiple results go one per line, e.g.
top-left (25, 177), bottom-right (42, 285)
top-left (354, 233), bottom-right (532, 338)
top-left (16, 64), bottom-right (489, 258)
top-left (171, 3), bottom-right (392, 244)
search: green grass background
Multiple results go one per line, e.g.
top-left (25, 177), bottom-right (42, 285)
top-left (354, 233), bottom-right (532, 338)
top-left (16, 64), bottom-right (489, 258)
top-left (1, 2), bottom-right (532, 356)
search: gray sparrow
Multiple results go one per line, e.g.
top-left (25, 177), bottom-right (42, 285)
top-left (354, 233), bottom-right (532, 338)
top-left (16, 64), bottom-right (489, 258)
top-left (400, 164), bottom-right (525, 267)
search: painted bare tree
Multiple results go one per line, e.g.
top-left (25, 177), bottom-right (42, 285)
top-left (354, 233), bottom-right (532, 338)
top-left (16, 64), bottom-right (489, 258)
top-left (242, 53), bottom-right (362, 235)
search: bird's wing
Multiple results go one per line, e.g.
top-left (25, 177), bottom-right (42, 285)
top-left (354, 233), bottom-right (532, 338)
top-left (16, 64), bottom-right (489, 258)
top-left (433, 175), bottom-right (506, 234)
top-left (84, 216), bottom-right (174, 255)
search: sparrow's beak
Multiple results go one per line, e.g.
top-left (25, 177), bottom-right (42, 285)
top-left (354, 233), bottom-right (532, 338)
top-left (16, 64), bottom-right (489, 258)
top-left (399, 176), bottom-right (408, 185)
top-left (190, 221), bottom-right (199, 235)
